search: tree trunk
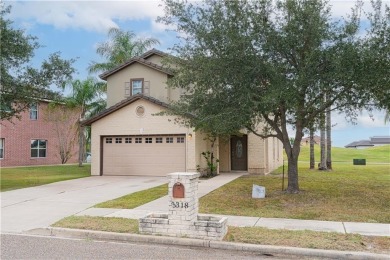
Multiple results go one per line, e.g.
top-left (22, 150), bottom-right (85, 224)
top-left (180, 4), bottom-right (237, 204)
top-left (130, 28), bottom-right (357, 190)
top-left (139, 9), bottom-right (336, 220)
top-left (326, 107), bottom-right (332, 170)
top-left (319, 112), bottom-right (327, 170)
top-left (284, 136), bottom-right (302, 194)
top-left (78, 122), bottom-right (85, 167)
top-left (309, 127), bottom-right (315, 169)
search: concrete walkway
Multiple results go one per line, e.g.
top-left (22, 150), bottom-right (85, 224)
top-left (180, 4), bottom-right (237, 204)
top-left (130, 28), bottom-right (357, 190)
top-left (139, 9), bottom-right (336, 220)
top-left (75, 173), bottom-right (390, 237)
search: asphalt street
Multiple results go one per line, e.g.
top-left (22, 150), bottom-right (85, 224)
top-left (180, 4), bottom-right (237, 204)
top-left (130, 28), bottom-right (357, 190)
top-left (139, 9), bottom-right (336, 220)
top-left (1, 234), bottom-right (323, 260)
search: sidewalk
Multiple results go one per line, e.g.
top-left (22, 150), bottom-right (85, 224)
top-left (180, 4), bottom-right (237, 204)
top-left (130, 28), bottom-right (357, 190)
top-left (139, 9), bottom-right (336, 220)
top-left (75, 172), bottom-right (390, 237)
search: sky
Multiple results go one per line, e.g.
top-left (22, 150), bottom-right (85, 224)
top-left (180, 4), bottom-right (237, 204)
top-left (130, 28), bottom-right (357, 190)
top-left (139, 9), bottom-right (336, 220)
top-left (4, 0), bottom-right (390, 147)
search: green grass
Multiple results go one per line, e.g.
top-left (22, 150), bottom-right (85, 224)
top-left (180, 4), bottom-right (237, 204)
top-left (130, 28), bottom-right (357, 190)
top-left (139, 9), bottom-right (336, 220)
top-left (200, 164), bottom-right (390, 223)
top-left (226, 226), bottom-right (390, 254)
top-left (0, 165), bottom-right (91, 192)
top-left (94, 183), bottom-right (168, 209)
top-left (297, 144), bottom-right (390, 163)
top-left (52, 216), bottom-right (139, 233)
top-left (52, 216), bottom-right (390, 254)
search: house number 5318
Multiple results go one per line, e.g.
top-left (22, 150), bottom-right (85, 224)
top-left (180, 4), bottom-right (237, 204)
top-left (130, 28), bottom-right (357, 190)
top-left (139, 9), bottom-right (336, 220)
top-left (170, 201), bottom-right (189, 208)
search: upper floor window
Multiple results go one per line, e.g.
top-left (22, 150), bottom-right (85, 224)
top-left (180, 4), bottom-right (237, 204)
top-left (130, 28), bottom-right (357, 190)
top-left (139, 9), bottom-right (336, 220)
top-left (131, 78), bottom-right (144, 96)
top-left (0, 138), bottom-right (4, 159)
top-left (31, 139), bottom-right (47, 158)
top-left (30, 103), bottom-right (38, 120)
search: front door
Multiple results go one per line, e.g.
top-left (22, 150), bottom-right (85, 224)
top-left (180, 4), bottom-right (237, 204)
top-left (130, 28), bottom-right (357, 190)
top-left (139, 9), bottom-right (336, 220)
top-left (231, 135), bottom-right (248, 171)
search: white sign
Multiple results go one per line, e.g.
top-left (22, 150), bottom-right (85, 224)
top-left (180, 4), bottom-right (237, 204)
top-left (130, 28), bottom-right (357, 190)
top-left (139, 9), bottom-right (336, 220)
top-left (252, 184), bottom-right (265, 199)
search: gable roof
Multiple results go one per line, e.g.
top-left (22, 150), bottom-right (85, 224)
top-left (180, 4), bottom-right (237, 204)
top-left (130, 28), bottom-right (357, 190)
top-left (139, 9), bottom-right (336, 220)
top-left (345, 140), bottom-right (375, 148)
top-left (99, 49), bottom-right (173, 80)
top-left (370, 136), bottom-right (390, 144)
top-left (140, 48), bottom-right (168, 59)
top-left (81, 94), bottom-right (170, 126)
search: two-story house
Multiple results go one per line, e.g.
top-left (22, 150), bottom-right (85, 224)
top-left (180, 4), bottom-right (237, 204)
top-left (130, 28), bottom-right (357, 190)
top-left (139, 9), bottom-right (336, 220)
top-left (82, 49), bottom-right (283, 176)
top-left (0, 100), bottom-right (79, 167)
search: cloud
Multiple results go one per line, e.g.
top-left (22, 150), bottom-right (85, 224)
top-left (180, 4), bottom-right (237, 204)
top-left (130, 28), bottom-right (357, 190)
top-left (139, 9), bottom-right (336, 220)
top-left (8, 0), bottom-right (165, 33)
top-left (332, 109), bottom-right (388, 130)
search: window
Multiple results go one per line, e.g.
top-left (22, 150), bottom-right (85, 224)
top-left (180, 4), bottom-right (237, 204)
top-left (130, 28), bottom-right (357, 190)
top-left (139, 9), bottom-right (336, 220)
top-left (30, 103), bottom-right (38, 120)
top-left (135, 137), bottom-right (142, 143)
top-left (156, 137), bottom-right (163, 143)
top-left (125, 137), bottom-right (132, 143)
top-left (0, 138), bottom-right (4, 159)
top-left (177, 137), bottom-right (185, 143)
top-left (115, 138), bottom-right (122, 143)
top-left (145, 137), bottom-right (152, 143)
top-left (166, 137), bottom-right (173, 143)
top-left (131, 78), bottom-right (144, 96)
top-left (106, 138), bottom-right (112, 143)
top-left (31, 139), bottom-right (47, 158)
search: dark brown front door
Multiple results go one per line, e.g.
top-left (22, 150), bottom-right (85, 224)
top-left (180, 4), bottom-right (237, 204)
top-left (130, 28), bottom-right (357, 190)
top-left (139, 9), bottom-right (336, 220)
top-left (231, 135), bottom-right (248, 171)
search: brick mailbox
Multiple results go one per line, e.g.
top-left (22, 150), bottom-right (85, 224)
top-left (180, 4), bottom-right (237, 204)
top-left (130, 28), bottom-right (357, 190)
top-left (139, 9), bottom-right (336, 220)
top-left (139, 172), bottom-right (228, 240)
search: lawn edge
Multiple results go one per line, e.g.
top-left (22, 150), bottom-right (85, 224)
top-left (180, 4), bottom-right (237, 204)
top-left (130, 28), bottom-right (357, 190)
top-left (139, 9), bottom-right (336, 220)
top-left (25, 227), bottom-right (388, 260)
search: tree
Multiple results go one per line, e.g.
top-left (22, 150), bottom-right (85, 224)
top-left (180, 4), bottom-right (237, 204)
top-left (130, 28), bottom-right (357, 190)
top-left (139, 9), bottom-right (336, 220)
top-left (319, 112), bottom-right (327, 170)
top-left (159, 0), bottom-right (390, 193)
top-left (309, 127), bottom-right (315, 170)
top-left (326, 104), bottom-right (332, 170)
top-left (44, 104), bottom-right (80, 164)
top-left (62, 78), bottom-right (106, 166)
top-left (162, 93), bottom-right (243, 175)
top-left (0, 5), bottom-right (75, 120)
top-left (88, 27), bottom-right (160, 74)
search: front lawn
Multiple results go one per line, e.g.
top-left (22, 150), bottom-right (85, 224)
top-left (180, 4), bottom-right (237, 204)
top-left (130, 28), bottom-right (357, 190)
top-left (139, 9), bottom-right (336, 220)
top-left (0, 165), bottom-right (90, 192)
top-left (200, 164), bottom-right (390, 223)
top-left (94, 183), bottom-right (168, 209)
top-left (52, 215), bottom-right (390, 254)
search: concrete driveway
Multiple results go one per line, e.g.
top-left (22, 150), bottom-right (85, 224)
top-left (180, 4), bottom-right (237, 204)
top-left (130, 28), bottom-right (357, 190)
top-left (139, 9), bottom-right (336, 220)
top-left (1, 176), bottom-right (167, 233)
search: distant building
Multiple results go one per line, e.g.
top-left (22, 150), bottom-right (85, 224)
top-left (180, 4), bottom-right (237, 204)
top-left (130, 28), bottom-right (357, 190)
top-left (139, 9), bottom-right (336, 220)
top-left (0, 100), bottom-right (79, 167)
top-left (345, 136), bottom-right (390, 149)
top-left (301, 135), bottom-right (320, 146)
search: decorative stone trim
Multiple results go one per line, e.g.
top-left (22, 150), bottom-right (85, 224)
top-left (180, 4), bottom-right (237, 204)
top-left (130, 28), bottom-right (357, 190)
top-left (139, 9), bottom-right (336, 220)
top-left (139, 172), bottom-right (228, 240)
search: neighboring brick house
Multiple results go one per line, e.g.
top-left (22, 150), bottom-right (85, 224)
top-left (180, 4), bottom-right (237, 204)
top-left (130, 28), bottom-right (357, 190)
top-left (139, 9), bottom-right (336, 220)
top-left (83, 49), bottom-right (283, 176)
top-left (0, 100), bottom-right (79, 167)
top-left (301, 135), bottom-right (320, 146)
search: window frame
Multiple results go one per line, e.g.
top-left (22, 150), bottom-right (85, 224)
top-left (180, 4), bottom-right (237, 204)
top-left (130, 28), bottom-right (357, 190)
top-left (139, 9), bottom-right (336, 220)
top-left (0, 138), bottom-right (4, 159)
top-left (31, 139), bottom-right (47, 158)
top-left (29, 103), bottom-right (38, 120)
top-left (130, 78), bottom-right (144, 96)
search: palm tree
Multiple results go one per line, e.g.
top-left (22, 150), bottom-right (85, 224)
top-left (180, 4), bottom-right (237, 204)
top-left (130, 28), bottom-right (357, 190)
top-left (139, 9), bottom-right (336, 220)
top-left (309, 127), bottom-right (315, 169)
top-left (319, 111), bottom-right (327, 170)
top-left (88, 27), bottom-right (160, 74)
top-left (63, 78), bottom-right (106, 166)
top-left (326, 106), bottom-right (332, 170)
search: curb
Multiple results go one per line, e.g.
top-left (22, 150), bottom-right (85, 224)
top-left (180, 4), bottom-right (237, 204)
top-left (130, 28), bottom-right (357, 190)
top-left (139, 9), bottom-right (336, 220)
top-left (25, 227), bottom-right (388, 260)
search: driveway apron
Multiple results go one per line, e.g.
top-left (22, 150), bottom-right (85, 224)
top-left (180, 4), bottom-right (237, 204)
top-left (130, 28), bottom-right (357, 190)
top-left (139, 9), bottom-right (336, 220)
top-left (1, 176), bottom-right (167, 233)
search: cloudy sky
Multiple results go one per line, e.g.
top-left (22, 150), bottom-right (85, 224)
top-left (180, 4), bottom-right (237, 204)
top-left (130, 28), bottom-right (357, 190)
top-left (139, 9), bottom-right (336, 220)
top-left (4, 0), bottom-right (390, 147)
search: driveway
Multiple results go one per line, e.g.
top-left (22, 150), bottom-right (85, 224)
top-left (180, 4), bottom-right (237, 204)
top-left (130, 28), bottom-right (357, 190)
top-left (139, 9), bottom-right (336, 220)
top-left (1, 176), bottom-right (167, 233)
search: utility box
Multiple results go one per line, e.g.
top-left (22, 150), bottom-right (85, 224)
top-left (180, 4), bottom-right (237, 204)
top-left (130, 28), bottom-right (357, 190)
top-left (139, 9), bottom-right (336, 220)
top-left (252, 184), bottom-right (266, 198)
top-left (353, 159), bottom-right (366, 165)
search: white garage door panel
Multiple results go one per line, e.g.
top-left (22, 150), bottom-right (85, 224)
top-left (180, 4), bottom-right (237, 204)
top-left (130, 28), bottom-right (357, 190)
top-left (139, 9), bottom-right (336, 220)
top-left (103, 136), bottom-right (185, 176)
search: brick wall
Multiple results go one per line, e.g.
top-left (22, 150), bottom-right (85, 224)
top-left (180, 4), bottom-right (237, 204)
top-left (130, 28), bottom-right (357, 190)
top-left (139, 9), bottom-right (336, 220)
top-left (0, 101), bottom-right (79, 167)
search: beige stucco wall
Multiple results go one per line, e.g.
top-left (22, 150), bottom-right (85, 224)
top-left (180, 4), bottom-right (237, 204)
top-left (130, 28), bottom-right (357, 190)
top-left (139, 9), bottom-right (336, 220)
top-left (194, 131), bottom-right (210, 171)
top-left (90, 99), bottom-right (197, 176)
top-left (144, 55), bottom-right (163, 66)
top-left (248, 132), bottom-right (267, 174)
top-left (106, 63), bottom-right (169, 107)
top-left (218, 137), bottom-right (230, 172)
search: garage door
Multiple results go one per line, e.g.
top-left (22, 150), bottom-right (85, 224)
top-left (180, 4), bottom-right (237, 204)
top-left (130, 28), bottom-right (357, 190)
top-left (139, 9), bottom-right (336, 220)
top-left (102, 135), bottom-right (186, 176)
